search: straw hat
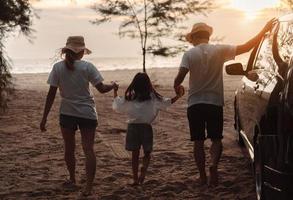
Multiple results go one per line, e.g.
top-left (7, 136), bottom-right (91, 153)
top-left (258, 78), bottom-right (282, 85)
top-left (185, 23), bottom-right (213, 43)
top-left (62, 36), bottom-right (92, 54)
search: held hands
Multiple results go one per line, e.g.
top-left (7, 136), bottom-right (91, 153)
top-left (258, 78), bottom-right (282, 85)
top-left (171, 85), bottom-right (185, 104)
top-left (175, 85), bottom-right (185, 98)
top-left (111, 81), bottom-right (119, 98)
top-left (111, 81), bottom-right (119, 91)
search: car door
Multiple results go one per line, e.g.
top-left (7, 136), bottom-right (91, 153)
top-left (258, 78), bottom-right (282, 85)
top-left (236, 32), bottom-right (279, 155)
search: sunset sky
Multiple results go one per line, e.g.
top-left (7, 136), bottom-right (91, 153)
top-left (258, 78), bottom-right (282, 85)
top-left (4, 0), bottom-right (288, 60)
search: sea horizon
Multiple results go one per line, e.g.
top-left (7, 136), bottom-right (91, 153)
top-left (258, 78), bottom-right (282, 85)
top-left (9, 54), bottom-right (249, 74)
top-left (9, 56), bottom-right (183, 74)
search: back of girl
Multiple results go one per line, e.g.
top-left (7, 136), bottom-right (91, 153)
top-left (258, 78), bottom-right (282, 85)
top-left (112, 72), bottom-right (184, 186)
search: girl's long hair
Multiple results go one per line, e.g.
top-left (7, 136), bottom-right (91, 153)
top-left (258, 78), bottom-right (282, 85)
top-left (61, 49), bottom-right (81, 71)
top-left (125, 72), bottom-right (162, 101)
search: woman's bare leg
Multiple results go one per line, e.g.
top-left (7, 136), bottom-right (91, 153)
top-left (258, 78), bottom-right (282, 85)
top-left (80, 128), bottom-right (96, 194)
top-left (61, 127), bottom-right (76, 183)
top-left (131, 150), bottom-right (140, 185)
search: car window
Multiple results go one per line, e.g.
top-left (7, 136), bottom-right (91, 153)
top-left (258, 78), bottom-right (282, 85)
top-left (277, 21), bottom-right (293, 63)
top-left (253, 34), bottom-right (278, 73)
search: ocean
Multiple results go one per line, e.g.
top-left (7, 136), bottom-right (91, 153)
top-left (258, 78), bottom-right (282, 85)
top-left (9, 53), bottom-right (249, 74)
top-left (10, 56), bottom-right (182, 74)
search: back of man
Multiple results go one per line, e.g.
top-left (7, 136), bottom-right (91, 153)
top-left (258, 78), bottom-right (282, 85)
top-left (174, 19), bottom-right (276, 186)
top-left (180, 43), bottom-right (235, 107)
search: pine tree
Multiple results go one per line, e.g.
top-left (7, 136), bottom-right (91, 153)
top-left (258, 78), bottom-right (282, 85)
top-left (0, 0), bottom-right (33, 112)
top-left (92, 0), bottom-right (212, 72)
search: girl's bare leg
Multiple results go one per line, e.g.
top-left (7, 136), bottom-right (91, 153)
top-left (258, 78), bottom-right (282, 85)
top-left (139, 151), bottom-right (151, 184)
top-left (61, 128), bottom-right (76, 184)
top-left (131, 150), bottom-right (140, 185)
top-left (80, 128), bottom-right (96, 194)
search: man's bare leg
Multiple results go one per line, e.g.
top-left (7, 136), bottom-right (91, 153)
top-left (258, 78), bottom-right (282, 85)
top-left (194, 140), bottom-right (207, 185)
top-left (209, 139), bottom-right (223, 186)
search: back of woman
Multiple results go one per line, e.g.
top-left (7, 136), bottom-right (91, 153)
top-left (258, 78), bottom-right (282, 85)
top-left (40, 36), bottom-right (117, 197)
top-left (48, 59), bottom-right (103, 120)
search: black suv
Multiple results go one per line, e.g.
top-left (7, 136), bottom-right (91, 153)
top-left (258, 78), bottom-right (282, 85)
top-left (226, 14), bottom-right (293, 200)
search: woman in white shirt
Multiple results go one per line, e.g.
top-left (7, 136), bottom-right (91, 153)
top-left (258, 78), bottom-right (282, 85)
top-left (40, 36), bottom-right (118, 196)
top-left (113, 72), bottom-right (184, 186)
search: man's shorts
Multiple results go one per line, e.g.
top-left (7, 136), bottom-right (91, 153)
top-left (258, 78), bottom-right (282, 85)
top-left (187, 103), bottom-right (223, 141)
top-left (126, 123), bottom-right (153, 152)
top-left (59, 114), bottom-right (97, 131)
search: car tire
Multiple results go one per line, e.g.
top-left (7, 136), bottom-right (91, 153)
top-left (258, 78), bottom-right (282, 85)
top-left (254, 135), bottom-right (265, 200)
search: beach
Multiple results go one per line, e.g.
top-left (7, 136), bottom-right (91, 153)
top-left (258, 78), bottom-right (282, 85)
top-left (0, 68), bottom-right (256, 200)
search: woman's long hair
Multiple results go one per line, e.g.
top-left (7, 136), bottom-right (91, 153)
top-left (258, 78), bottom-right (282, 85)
top-left (125, 72), bottom-right (162, 102)
top-left (61, 49), bottom-right (82, 71)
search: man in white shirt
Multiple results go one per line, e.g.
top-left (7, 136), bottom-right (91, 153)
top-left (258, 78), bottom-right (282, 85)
top-left (174, 19), bottom-right (276, 186)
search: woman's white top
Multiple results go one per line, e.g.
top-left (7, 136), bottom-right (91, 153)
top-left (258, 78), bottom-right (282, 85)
top-left (47, 60), bottom-right (104, 120)
top-left (113, 95), bottom-right (171, 124)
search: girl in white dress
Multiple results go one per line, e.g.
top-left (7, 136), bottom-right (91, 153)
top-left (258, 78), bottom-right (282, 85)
top-left (113, 72), bottom-right (184, 185)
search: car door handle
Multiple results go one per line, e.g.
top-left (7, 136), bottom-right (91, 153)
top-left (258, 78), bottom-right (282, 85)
top-left (241, 84), bottom-right (246, 93)
top-left (254, 84), bottom-right (259, 91)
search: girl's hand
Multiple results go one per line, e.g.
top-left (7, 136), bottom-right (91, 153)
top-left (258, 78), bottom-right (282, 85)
top-left (176, 85), bottom-right (185, 98)
top-left (111, 81), bottom-right (119, 91)
top-left (40, 118), bottom-right (47, 132)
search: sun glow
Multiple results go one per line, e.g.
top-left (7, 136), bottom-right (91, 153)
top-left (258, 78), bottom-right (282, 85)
top-left (31, 0), bottom-right (97, 8)
top-left (229, 0), bottom-right (280, 20)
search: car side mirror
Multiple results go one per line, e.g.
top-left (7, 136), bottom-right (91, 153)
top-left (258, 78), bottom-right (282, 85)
top-left (226, 63), bottom-right (246, 75)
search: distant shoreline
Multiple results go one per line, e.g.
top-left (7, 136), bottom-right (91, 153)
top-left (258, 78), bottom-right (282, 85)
top-left (11, 66), bottom-right (179, 75)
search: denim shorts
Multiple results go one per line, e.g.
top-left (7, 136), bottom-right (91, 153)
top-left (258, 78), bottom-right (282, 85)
top-left (126, 123), bottom-right (153, 152)
top-left (59, 114), bottom-right (97, 131)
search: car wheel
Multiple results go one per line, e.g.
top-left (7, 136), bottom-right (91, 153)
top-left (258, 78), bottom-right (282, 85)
top-left (254, 136), bottom-right (265, 200)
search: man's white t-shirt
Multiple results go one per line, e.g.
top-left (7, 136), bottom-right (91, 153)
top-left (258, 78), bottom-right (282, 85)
top-left (47, 60), bottom-right (104, 120)
top-left (180, 43), bottom-right (236, 107)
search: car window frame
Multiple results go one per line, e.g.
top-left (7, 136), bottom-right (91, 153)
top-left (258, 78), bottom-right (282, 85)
top-left (252, 33), bottom-right (273, 71)
top-left (245, 39), bottom-right (264, 73)
top-left (276, 20), bottom-right (293, 64)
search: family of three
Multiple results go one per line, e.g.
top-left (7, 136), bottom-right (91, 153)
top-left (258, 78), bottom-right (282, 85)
top-left (40, 19), bottom-right (276, 196)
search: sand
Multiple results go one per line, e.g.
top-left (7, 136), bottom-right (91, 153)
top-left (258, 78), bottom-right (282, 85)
top-left (0, 68), bottom-right (256, 200)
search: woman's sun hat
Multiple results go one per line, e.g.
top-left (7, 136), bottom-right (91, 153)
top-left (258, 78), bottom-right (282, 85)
top-left (185, 23), bottom-right (213, 43)
top-left (62, 36), bottom-right (92, 54)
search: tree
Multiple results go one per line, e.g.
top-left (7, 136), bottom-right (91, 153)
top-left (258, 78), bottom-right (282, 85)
top-left (0, 0), bottom-right (33, 112)
top-left (92, 0), bottom-right (212, 72)
top-left (283, 0), bottom-right (293, 9)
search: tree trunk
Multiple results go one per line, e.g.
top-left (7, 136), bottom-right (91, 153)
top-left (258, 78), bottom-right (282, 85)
top-left (142, 48), bottom-right (146, 73)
